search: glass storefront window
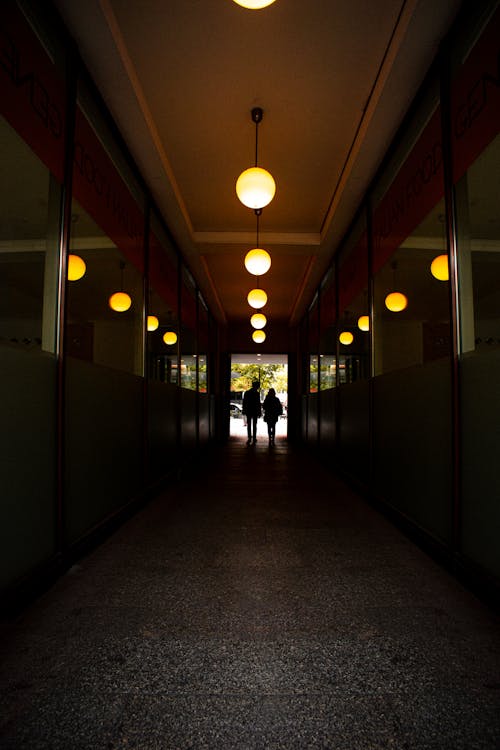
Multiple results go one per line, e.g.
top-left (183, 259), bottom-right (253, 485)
top-left (147, 213), bottom-right (179, 384)
top-left (308, 296), bottom-right (319, 392)
top-left (337, 218), bottom-right (369, 382)
top-left (372, 103), bottom-right (449, 376)
top-left (68, 99), bottom-right (145, 376)
top-left (180, 269), bottom-right (197, 390)
top-left (198, 296), bottom-right (209, 393)
top-left (319, 269), bottom-right (336, 390)
top-left (451, 4), bottom-right (500, 576)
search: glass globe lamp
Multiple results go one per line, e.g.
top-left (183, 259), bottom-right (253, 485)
top-left (236, 167), bottom-right (276, 209)
top-left (67, 254), bottom-right (86, 281)
top-left (109, 292), bottom-right (132, 312)
top-left (247, 289), bottom-right (267, 309)
top-left (385, 292), bottom-right (408, 312)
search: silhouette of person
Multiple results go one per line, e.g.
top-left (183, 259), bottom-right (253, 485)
top-left (242, 379), bottom-right (261, 444)
top-left (262, 388), bottom-right (283, 445)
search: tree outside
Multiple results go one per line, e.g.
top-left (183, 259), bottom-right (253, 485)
top-left (231, 363), bottom-right (287, 399)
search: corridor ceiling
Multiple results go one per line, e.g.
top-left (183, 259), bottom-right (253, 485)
top-left (54, 0), bottom-right (461, 328)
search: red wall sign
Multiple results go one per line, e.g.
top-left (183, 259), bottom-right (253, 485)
top-left (73, 108), bottom-right (144, 272)
top-left (451, 6), bottom-right (500, 184)
top-left (372, 108), bottom-right (444, 276)
top-left (149, 231), bottom-right (178, 313)
top-left (1, 1), bottom-right (65, 182)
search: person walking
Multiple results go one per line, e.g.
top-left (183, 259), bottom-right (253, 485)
top-left (262, 388), bottom-right (283, 445)
top-left (242, 380), bottom-right (261, 444)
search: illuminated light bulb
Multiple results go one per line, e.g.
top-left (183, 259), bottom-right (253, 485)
top-left (252, 329), bottom-right (266, 343)
top-left (244, 248), bottom-right (271, 276)
top-left (247, 288), bottom-right (268, 309)
top-left (109, 291), bottom-right (132, 312)
top-left (147, 315), bottom-right (159, 332)
top-left (233, 0), bottom-right (277, 8)
top-left (163, 331), bottom-right (177, 345)
top-left (339, 331), bottom-right (354, 345)
top-left (385, 292), bottom-right (408, 312)
top-left (67, 254), bottom-right (86, 281)
top-left (358, 315), bottom-right (369, 332)
top-left (430, 254), bottom-right (449, 281)
top-left (250, 312), bottom-right (267, 329)
top-left (236, 167), bottom-right (276, 209)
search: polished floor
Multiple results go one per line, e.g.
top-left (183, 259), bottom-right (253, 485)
top-left (1, 434), bottom-right (500, 749)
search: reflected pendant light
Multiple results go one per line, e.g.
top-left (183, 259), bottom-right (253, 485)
top-left (430, 254), bottom-right (449, 281)
top-left (385, 292), bottom-right (408, 312)
top-left (236, 108), bottom-right (275, 210)
top-left (67, 254), bottom-right (86, 281)
top-left (357, 315), bottom-right (369, 332)
top-left (385, 261), bottom-right (408, 312)
top-left (247, 288), bottom-right (268, 309)
top-left (252, 329), bottom-right (266, 343)
top-left (109, 292), bottom-right (132, 312)
top-left (163, 331), bottom-right (177, 345)
top-left (233, 0), bottom-right (277, 8)
top-left (339, 331), bottom-right (354, 345)
top-left (109, 261), bottom-right (132, 312)
top-left (250, 312), bottom-right (267, 329)
top-left (147, 315), bottom-right (159, 332)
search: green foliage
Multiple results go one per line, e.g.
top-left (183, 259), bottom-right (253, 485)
top-left (231, 363), bottom-right (287, 394)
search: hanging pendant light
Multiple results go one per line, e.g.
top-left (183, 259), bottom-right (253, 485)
top-left (339, 331), bottom-right (354, 345)
top-left (244, 210), bottom-right (272, 276)
top-left (109, 262), bottom-right (132, 312)
top-left (250, 312), bottom-right (267, 329)
top-left (252, 330), bottom-right (266, 343)
top-left (236, 108), bottom-right (275, 210)
top-left (247, 288), bottom-right (268, 309)
top-left (233, 0), bottom-right (277, 8)
top-left (385, 261), bottom-right (408, 312)
top-left (430, 254), bottom-right (449, 281)
top-left (357, 315), bottom-right (369, 332)
top-left (147, 315), bottom-right (159, 332)
top-left (245, 248), bottom-right (271, 276)
top-left (67, 254), bottom-right (86, 281)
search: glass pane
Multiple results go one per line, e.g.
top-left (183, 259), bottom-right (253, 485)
top-left (0, 116), bottom-right (60, 585)
top-left (181, 269), bottom-right (197, 390)
top-left (147, 215), bottom-right (179, 384)
top-left (372, 108), bottom-right (449, 376)
top-left (338, 221), bottom-right (369, 382)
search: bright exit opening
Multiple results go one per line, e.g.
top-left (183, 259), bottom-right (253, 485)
top-left (230, 353), bottom-right (288, 440)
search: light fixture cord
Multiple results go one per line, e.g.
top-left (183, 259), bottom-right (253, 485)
top-left (254, 119), bottom-right (259, 167)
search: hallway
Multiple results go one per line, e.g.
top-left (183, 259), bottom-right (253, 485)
top-left (1, 438), bottom-right (499, 749)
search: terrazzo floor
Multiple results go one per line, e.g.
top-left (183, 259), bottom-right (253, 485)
top-left (1, 435), bottom-right (500, 749)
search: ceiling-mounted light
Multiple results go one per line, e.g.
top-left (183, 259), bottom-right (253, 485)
top-left (252, 330), bottom-right (266, 343)
top-left (357, 315), bottom-right (369, 332)
top-left (147, 315), bottom-right (159, 332)
top-left (67, 254), bottom-right (86, 281)
top-left (247, 288), bottom-right (267, 309)
top-left (430, 254), bottom-right (449, 281)
top-left (109, 261), bottom-right (132, 312)
top-left (339, 331), bottom-right (354, 345)
top-left (250, 312), bottom-right (267, 329)
top-left (236, 108), bottom-right (275, 210)
top-left (163, 331), bottom-right (177, 345)
top-left (233, 0), bottom-right (277, 8)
